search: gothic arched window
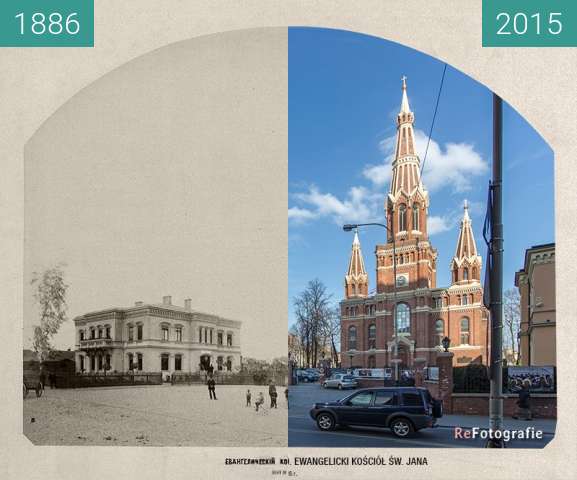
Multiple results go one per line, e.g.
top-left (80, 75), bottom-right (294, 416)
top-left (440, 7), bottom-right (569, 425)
top-left (348, 326), bottom-right (357, 350)
top-left (396, 303), bottom-right (411, 334)
top-left (399, 204), bottom-right (407, 231)
top-left (368, 324), bottom-right (376, 349)
top-left (460, 317), bottom-right (470, 345)
top-left (412, 203), bottom-right (420, 231)
top-left (463, 267), bottom-right (469, 281)
top-left (472, 267), bottom-right (478, 279)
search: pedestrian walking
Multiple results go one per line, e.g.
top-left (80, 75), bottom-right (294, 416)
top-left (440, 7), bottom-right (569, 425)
top-left (246, 389), bottom-right (252, 407)
top-left (284, 387), bottom-right (289, 408)
top-left (255, 392), bottom-right (264, 412)
top-left (268, 382), bottom-right (277, 408)
top-left (513, 379), bottom-right (532, 420)
top-left (207, 374), bottom-right (217, 400)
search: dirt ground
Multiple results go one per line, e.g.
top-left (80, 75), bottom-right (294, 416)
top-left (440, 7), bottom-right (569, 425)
top-left (23, 384), bottom-right (287, 446)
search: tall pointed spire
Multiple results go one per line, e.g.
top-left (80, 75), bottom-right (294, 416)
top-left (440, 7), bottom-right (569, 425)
top-left (451, 200), bottom-right (482, 284)
top-left (345, 230), bottom-right (368, 298)
top-left (389, 76), bottom-right (422, 197)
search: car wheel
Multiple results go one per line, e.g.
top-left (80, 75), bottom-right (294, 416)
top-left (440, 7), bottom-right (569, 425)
top-left (316, 413), bottom-right (336, 431)
top-left (338, 384), bottom-right (343, 390)
top-left (322, 382), bottom-right (327, 388)
top-left (390, 418), bottom-right (414, 438)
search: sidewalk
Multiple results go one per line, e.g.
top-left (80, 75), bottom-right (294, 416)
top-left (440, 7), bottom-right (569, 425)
top-left (437, 414), bottom-right (556, 435)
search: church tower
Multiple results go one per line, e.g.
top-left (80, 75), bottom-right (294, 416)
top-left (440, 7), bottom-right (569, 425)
top-left (451, 201), bottom-right (482, 285)
top-left (344, 230), bottom-right (369, 298)
top-left (376, 77), bottom-right (437, 293)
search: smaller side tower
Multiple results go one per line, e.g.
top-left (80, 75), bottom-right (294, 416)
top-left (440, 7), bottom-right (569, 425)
top-left (344, 230), bottom-right (369, 298)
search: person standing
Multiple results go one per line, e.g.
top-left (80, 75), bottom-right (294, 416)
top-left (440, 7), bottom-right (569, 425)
top-left (246, 389), bottom-right (252, 407)
top-left (268, 382), bottom-right (277, 408)
top-left (284, 387), bottom-right (289, 408)
top-left (207, 374), bottom-right (217, 400)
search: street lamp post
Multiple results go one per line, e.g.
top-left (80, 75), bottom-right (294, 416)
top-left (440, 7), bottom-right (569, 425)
top-left (343, 222), bottom-right (398, 383)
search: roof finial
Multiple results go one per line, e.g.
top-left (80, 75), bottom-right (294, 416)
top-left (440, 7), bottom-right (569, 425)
top-left (463, 199), bottom-right (470, 220)
top-left (353, 228), bottom-right (360, 245)
top-left (400, 75), bottom-right (410, 114)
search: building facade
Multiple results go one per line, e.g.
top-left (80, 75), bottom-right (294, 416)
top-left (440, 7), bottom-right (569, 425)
top-left (515, 243), bottom-right (556, 366)
top-left (74, 295), bottom-right (241, 376)
top-left (340, 79), bottom-right (489, 369)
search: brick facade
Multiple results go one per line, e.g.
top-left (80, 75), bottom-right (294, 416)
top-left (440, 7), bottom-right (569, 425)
top-left (340, 79), bottom-right (488, 369)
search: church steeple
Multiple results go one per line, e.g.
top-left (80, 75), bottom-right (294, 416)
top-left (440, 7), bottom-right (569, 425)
top-left (386, 76), bottom-right (429, 242)
top-left (451, 200), bottom-right (482, 285)
top-left (344, 230), bottom-right (369, 298)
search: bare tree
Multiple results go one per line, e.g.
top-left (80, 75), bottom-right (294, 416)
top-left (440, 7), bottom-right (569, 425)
top-left (503, 288), bottom-right (521, 364)
top-left (322, 306), bottom-right (341, 367)
top-left (31, 264), bottom-right (69, 361)
top-left (292, 279), bottom-right (332, 368)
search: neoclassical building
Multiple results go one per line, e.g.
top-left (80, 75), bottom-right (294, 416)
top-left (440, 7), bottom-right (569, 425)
top-left (515, 243), bottom-right (556, 366)
top-left (74, 295), bottom-right (241, 376)
top-left (341, 78), bottom-right (489, 369)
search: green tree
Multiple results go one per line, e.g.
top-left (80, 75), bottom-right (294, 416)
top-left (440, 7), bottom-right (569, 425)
top-left (31, 264), bottom-right (68, 361)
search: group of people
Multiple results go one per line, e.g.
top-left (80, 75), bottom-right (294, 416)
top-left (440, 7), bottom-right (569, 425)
top-left (245, 383), bottom-right (288, 411)
top-left (205, 374), bottom-right (288, 411)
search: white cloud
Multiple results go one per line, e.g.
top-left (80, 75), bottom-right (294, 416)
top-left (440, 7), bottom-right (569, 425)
top-left (290, 185), bottom-right (383, 225)
top-left (288, 207), bottom-right (318, 224)
top-left (363, 129), bottom-right (488, 193)
top-left (427, 215), bottom-right (453, 235)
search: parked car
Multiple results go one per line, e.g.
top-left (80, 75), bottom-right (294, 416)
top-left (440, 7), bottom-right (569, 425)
top-left (309, 387), bottom-right (442, 438)
top-left (296, 370), bottom-right (318, 383)
top-left (322, 373), bottom-right (358, 390)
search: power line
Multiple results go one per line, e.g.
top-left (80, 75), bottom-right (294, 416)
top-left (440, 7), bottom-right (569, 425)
top-left (420, 63), bottom-right (447, 177)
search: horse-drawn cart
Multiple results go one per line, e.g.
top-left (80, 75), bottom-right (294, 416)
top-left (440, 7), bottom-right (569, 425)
top-left (23, 363), bottom-right (44, 398)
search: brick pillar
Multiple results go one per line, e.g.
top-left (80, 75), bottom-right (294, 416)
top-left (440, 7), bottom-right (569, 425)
top-left (436, 352), bottom-right (454, 414)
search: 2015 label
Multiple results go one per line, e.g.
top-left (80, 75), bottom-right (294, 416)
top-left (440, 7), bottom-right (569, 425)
top-left (496, 12), bottom-right (563, 36)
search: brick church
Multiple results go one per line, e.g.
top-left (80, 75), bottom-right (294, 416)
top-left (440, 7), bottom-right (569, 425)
top-left (340, 78), bottom-right (489, 369)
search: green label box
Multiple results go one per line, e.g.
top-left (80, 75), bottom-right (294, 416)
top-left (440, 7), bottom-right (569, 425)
top-left (483, 0), bottom-right (577, 47)
top-left (0, 0), bottom-right (93, 47)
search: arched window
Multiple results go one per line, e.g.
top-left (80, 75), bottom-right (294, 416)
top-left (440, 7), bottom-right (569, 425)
top-left (412, 203), bottom-right (420, 231)
top-left (463, 268), bottom-right (469, 281)
top-left (399, 204), bottom-right (407, 231)
top-left (453, 269), bottom-right (458, 283)
top-left (217, 356), bottom-right (224, 371)
top-left (226, 356), bottom-right (233, 372)
top-left (460, 317), bottom-right (470, 345)
top-left (348, 326), bottom-right (357, 350)
top-left (396, 303), bottom-right (411, 334)
top-left (435, 319), bottom-right (444, 345)
top-left (368, 355), bottom-right (376, 368)
top-left (368, 324), bottom-right (376, 349)
top-left (472, 267), bottom-right (478, 279)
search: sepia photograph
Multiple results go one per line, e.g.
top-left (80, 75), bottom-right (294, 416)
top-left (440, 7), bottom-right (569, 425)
top-left (22, 28), bottom-right (288, 447)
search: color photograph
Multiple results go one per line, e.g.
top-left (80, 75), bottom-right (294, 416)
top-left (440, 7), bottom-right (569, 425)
top-left (287, 27), bottom-right (555, 448)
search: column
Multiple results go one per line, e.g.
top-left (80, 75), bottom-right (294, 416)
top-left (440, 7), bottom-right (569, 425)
top-left (436, 351), bottom-right (454, 414)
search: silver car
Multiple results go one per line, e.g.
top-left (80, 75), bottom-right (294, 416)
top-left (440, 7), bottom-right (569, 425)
top-left (322, 374), bottom-right (358, 390)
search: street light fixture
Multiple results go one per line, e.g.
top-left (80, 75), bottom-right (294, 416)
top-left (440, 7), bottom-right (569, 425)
top-left (342, 222), bottom-right (399, 383)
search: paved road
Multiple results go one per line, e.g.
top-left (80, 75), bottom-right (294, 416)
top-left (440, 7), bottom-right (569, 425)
top-left (288, 384), bottom-right (554, 448)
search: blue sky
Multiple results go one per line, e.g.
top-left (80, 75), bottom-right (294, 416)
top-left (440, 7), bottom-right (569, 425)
top-left (288, 27), bottom-right (554, 327)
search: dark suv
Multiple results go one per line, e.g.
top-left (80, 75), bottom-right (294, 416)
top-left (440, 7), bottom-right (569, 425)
top-left (309, 387), bottom-right (442, 438)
